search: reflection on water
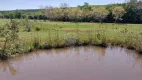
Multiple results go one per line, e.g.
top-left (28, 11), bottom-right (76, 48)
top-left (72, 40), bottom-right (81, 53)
top-left (0, 46), bottom-right (142, 80)
top-left (0, 61), bottom-right (17, 76)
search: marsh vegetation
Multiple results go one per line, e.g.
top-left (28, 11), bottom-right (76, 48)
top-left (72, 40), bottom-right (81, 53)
top-left (0, 19), bottom-right (142, 59)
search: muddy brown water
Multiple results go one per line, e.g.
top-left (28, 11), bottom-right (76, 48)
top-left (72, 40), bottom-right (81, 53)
top-left (0, 46), bottom-right (142, 80)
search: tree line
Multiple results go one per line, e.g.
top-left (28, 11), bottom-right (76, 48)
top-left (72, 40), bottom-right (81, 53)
top-left (0, 10), bottom-right (47, 20)
top-left (0, 0), bottom-right (142, 23)
top-left (42, 0), bottom-right (142, 23)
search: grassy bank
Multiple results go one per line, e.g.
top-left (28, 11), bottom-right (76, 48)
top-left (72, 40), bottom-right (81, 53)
top-left (0, 19), bottom-right (142, 60)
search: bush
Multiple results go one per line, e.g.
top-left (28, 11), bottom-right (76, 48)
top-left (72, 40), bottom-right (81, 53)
top-left (35, 27), bottom-right (40, 31)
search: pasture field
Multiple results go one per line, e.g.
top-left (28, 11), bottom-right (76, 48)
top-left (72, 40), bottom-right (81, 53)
top-left (0, 19), bottom-right (142, 59)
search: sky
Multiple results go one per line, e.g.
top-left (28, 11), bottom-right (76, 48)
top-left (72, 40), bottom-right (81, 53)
top-left (0, 0), bottom-right (125, 10)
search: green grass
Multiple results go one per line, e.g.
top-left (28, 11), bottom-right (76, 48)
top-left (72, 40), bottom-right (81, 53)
top-left (0, 19), bottom-right (142, 59)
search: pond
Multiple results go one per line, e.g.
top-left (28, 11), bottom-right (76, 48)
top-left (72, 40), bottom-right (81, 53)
top-left (0, 46), bottom-right (142, 80)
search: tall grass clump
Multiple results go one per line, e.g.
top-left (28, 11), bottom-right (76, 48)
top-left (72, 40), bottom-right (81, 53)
top-left (22, 18), bottom-right (34, 32)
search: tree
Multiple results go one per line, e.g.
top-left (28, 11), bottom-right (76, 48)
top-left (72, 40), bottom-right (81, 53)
top-left (112, 7), bottom-right (126, 22)
top-left (78, 2), bottom-right (91, 11)
top-left (43, 4), bottom-right (70, 21)
top-left (60, 3), bottom-right (69, 9)
top-left (0, 13), bottom-right (3, 18)
top-left (8, 12), bottom-right (14, 19)
top-left (68, 8), bottom-right (80, 21)
top-left (43, 6), bottom-right (55, 20)
top-left (92, 7), bottom-right (109, 23)
top-left (13, 10), bottom-right (22, 19)
top-left (123, 0), bottom-right (142, 23)
top-left (60, 3), bottom-right (70, 21)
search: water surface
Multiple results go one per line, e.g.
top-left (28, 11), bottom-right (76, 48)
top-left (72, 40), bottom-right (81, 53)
top-left (0, 46), bottom-right (142, 80)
